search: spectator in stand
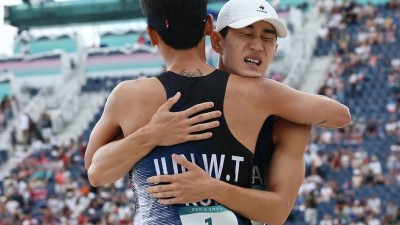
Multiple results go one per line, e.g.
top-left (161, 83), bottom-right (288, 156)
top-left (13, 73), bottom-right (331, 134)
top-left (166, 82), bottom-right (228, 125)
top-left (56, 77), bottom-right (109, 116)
top-left (319, 182), bottom-right (335, 202)
top-left (19, 113), bottom-right (30, 146)
top-left (366, 213), bottom-right (381, 225)
top-left (136, 32), bottom-right (147, 46)
top-left (341, 148), bottom-right (352, 169)
top-left (305, 191), bottom-right (318, 225)
top-left (0, 108), bottom-right (5, 132)
top-left (376, 119), bottom-right (386, 139)
top-left (335, 79), bottom-right (346, 104)
top-left (319, 214), bottom-right (334, 225)
top-left (350, 123), bottom-right (364, 144)
top-left (386, 169), bottom-right (400, 185)
top-left (387, 151), bottom-right (400, 172)
top-left (367, 194), bottom-right (381, 216)
top-left (373, 173), bottom-right (386, 186)
top-left (348, 72), bottom-right (364, 98)
top-left (385, 201), bottom-right (399, 222)
top-left (39, 112), bottom-right (53, 143)
top-left (0, 197), bottom-right (12, 224)
top-left (386, 0), bottom-right (400, 10)
top-left (387, 98), bottom-right (397, 114)
top-left (352, 150), bottom-right (365, 170)
top-left (388, 71), bottom-right (399, 95)
top-left (369, 155), bottom-right (382, 176)
top-left (362, 2), bottom-right (375, 17)
top-left (320, 128), bottom-right (334, 144)
top-left (318, 25), bottom-right (330, 40)
top-left (21, 37), bottom-right (30, 56)
top-left (1, 96), bottom-right (14, 126)
top-left (352, 169), bottom-right (363, 188)
top-left (310, 150), bottom-right (325, 177)
top-left (330, 149), bottom-right (343, 171)
top-left (365, 118), bottom-right (378, 137)
top-left (385, 118), bottom-right (398, 136)
top-left (352, 199), bottom-right (366, 222)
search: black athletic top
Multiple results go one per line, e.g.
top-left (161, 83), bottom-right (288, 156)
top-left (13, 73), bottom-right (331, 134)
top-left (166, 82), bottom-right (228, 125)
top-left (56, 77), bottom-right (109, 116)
top-left (130, 70), bottom-right (253, 225)
top-left (252, 115), bottom-right (275, 190)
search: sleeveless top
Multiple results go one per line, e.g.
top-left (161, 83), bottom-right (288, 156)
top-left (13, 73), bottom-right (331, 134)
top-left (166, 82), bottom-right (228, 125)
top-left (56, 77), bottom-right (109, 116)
top-left (130, 70), bottom-right (253, 225)
top-left (252, 115), bottom-right (275, 190)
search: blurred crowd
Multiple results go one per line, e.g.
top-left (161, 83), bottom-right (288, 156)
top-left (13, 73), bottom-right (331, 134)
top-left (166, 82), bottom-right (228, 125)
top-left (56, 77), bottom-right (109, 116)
top-left (0, 138), bottom-right (135, 225)
top-left (289, 0), bottom-right (400, 224)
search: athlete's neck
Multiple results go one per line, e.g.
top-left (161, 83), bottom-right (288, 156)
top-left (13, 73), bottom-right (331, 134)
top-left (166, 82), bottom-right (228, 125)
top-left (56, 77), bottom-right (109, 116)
top-left (176, 69), bottom-right (204, 77)
top-left (158, 40), bottom-right (214, 76)
top-left (217, 57), bottom-right (228, 73)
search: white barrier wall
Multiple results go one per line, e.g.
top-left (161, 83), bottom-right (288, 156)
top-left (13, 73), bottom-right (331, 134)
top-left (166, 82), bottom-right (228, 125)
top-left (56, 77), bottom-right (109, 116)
top-left (0, 24), bottom-right (18, 57)
top-left (0, 4), bottom-right (18, 57)
top-left (0, 5), bottom-right (3, 25)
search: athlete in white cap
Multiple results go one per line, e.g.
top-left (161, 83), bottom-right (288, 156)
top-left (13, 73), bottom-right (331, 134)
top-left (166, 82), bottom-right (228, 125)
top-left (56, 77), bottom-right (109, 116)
top-left (146, 0), bottom-right (348, 225)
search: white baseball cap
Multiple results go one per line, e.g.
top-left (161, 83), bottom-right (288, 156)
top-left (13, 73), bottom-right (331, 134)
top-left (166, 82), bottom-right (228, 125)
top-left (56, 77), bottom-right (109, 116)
top-left (216, 0), bottom-right (288, 38)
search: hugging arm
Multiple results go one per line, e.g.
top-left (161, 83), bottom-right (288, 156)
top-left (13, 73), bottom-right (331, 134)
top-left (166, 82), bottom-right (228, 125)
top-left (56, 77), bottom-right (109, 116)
top-left (147, 119), bottom-right (311, 225)
top-left (86, 84), bottom-right (221, 187)
top-left (257, 79), bottom-right (351, 128)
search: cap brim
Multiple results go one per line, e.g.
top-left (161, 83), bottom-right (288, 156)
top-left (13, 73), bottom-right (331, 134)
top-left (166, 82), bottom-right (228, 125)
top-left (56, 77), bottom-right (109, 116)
top-left (228, 16), bottom-right (288, 38)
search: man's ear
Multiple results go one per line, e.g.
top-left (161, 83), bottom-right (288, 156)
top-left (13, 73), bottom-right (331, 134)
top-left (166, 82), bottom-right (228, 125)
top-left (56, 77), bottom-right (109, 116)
top-left (146, 26), bottom-right (158, 46)
top-left (210, 31), bottom-right (223, 54)
top-left (204, 14), bottom-right (214, 36)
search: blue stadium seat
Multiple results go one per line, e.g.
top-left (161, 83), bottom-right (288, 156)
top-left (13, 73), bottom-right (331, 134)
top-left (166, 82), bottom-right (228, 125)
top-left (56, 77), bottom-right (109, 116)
top-left (0, 150), bottom-right (8, 165)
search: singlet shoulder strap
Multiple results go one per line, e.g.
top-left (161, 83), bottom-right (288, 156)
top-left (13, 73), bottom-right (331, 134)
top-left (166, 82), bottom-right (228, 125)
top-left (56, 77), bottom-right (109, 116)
top-left (156, 71), bottom-right (176, 98)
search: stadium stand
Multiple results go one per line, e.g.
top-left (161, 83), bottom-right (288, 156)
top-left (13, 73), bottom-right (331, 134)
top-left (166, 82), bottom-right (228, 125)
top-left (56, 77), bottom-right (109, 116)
top-left (0, 0), bottom-right (399, 224)
top-left (14, 35), bottom-right (77, 55)
top-left (286, 1), bottom-right (400, 224)
top-left (0, 53), bottom-right (63, 82)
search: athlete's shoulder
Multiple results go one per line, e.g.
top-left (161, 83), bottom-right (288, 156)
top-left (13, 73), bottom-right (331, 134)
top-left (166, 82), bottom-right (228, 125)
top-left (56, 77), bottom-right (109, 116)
top-left (107, 77), bottom-right (164, 107)
top-left (228, 74), bottom-right (279, 97)
top-left (229, 74), bottom-right (277, 87)
top-left (227, 73), bottom-right (258, 87)
top-left (112, 76), bottom-right (162, 97)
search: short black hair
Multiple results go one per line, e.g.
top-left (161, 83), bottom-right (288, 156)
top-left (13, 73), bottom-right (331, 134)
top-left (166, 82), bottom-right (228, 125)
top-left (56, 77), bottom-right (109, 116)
top-left (140, 0), bottom-right (208, 50)
top-left (219, 27), bottom-right (230, 39)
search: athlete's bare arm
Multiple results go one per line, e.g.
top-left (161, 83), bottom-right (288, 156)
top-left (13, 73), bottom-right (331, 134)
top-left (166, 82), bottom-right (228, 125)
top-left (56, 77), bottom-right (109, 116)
top-left (86, 78), bottom-right (222, 187)
top-left (265, 79), bottom-right (350, 127)
top-left (147, 119), bottom-right (310, 225)
top-left (231, 75), bottom-right (351, 128)
top-left (260, 119), bottom-right (309, 224)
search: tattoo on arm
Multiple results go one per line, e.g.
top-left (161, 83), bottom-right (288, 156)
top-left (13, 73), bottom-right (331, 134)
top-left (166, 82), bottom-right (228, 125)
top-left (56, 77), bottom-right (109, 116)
top-left (179, 69), bottom-right (204, 77)
top-left (305, 120), bottom-right (328, 126)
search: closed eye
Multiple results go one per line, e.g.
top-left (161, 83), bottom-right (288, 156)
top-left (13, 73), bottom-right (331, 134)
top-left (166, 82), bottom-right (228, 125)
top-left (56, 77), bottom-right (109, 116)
top-left (241, 32), bottom-right (253, 38)
top-left (262, 36), bottom-right (276, 43)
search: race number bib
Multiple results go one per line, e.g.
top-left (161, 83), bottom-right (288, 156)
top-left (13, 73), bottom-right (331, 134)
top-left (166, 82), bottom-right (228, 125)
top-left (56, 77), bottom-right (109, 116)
top-left (179, 205), bottom-right (239, 225)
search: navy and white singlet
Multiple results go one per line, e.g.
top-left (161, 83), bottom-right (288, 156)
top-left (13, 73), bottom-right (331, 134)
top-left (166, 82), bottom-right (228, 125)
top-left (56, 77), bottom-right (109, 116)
top-left (130, 70), bottom-right (254, 225)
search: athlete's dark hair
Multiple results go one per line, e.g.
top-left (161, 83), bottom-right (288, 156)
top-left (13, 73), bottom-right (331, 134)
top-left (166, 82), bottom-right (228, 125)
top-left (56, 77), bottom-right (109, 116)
top-left (219, 27), bottom-right (230, 39)
top-left (140, 0), bottom-right (208, 50)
